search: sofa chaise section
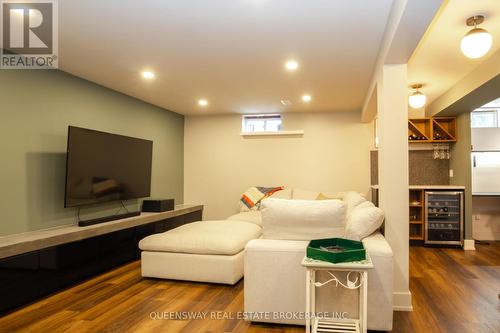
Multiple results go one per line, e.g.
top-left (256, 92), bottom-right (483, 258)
top-left (139, 220), bottom-right (261, 285)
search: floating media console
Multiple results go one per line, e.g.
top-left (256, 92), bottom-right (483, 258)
top-left (78, 211), bottom-right (142, 227)
top-left (0, 204), bottom-right (203, 313)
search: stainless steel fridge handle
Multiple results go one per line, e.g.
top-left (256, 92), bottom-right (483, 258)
top-left (473, 155), bottom-right (476, 168)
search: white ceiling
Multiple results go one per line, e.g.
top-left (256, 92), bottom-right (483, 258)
top-left (59, 0), bottom-right (394, 115)
top-left (408, 0), bottom-right (500, 108)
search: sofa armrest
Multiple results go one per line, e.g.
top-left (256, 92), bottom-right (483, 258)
top-left (244, 239), bottom-right (308, 325)
top-left (361, 231), bottom-right (394, 331)
top-left (362, 231), bottom-right (393, 258)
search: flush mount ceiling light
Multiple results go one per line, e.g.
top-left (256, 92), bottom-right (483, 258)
top-left (285, 60), bottom-right (299, 71)
top-left (408, 84), bottom-right (426, 109)
top-left (141, 71), bottom-right (155, 79)
top-left (302, 94), bottom-right (312, 102)
top-left (461, 15), bottom-right (492, 59)
top-left (198, 99), bottom-right (208, 107)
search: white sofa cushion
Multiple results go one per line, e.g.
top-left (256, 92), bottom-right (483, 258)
top-left (138, 221), bottom-right (262, 255)
top-left (142, 251), bottom-right (244, 285)
top-left (227, 211), bottom-right (262, 226)
top-left (344, 191), bottom-right (367, 215)
top-left (292, 189), bottom-right (341, 200)
top-left (261, 198), bottom-right (346, 240)
top-left (345, 202), bottom-right (385, 241)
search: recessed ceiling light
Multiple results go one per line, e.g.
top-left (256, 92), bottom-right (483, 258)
top-left (302, 94), bottom-right (312, 102)
top-left (141, 71), bottom-right (155, 79)
top-left (281, 99), bottom-right (292, 106)
top-left (285, 60), bottom-right (299, 71)
top-left (198, 99), bottom-right (208, 107)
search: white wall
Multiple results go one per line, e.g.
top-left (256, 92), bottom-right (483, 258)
top-left (184, 111), bottom-right (373, 220)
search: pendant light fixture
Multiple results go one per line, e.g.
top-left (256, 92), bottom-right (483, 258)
top-left (461, 15), bottom-right (492, 59)
top-left (408, 84), bottom-right (426, 109)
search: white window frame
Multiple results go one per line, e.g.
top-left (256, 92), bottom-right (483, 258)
top-left (471, 109), bottom-right (499, 128)
top-left (242, 114), bottom-right (282, 133)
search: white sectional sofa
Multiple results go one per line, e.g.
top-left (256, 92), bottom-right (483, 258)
top-left (241, 189), bottom-right (394, 332)
top-left (139, 188), bottom-right (393, 331)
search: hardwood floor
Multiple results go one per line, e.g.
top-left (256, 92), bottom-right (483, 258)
top-left (394, 242), bottom-right (500, 333)
top-left (0, 242), bottom-right (498, 333)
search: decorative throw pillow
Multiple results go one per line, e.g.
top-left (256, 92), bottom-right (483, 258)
top-left (240, 186), bottom-right (284, 211)
top-left (316, 192), bottom-right (341, 200)
top-left (261, 198), bottom-right (347, 240)
top-left (344, 191), bottom-right (367, 215)
top-left (344, 204), bottom-right (384, 241)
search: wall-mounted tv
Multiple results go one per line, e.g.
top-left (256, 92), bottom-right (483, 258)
top-left (64, 126), bottom-right (153, 208)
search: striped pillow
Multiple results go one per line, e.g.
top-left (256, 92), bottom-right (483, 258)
top-left (240, 186), bottom-right (284, 211)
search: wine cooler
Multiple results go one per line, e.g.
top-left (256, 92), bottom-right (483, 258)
top-left (424, 191), bottom-right (464, 246)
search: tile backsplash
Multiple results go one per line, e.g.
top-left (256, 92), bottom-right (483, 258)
top-left (371, 150), bottom-right (450, 185)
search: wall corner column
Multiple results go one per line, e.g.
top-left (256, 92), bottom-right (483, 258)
top-left (377, 64), bottom-right (411, 311)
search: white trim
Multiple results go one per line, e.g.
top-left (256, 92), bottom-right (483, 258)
top-left (463, 239), bottom-right (476, 251)
top-left (393, 291), bottom-right (413, 311)
top-left (240, 130), bottom-right (304, 137)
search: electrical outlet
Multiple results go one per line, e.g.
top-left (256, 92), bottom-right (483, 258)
top-left (474, 215), bottom-right (481, 220)
top-left (449, 169), bottom-right (454, 178)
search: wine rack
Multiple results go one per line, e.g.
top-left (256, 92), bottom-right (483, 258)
top-left (409, 190), bottom-right (424, 240)
top-left (408, 117), bottom-right (456, 143)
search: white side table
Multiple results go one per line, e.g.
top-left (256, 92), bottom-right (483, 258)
top-left (301, 255), bottom-right (373, 333)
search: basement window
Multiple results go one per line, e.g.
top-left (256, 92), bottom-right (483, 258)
top-left (471, 110), bottom-right (498, 128)
top-left (242, 114), bottom-right (282, 133)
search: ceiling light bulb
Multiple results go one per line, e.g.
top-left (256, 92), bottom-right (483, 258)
top-left (198, 99), bottom-right (208, 107)
top-left (461, 16), bottom-right (492, 59)
top-left (141, 71), bottom-right (155, 79)
top-left (461, 28), bottom-right (492, 59)
top-left (302, 94), bottom-right (312, 102)
top-left (285, 60), bottom-right (299, 71)
top-left (408, 85), bottom-right (426, 109)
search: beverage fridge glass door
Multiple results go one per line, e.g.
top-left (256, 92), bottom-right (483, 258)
top-left (425, 191), bottom-right (463, 245)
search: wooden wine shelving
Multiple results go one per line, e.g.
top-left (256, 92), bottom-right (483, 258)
top-left (408, 117), bottom-right (457, 143)
top-left (409, 189), bottom-right (424, 240)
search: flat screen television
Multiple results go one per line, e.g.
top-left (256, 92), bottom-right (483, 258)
top-left (64, 126), bottom-right (153, 208)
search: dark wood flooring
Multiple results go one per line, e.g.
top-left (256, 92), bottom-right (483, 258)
top-left (0, 242), bottom-right (498, 333)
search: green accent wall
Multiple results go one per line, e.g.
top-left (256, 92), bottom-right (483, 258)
top-left (449, 112), bottom-right (472, 239)
top-left (0, 70), bottom-right (184, 236)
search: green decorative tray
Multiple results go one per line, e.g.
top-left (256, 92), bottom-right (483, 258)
top-left (306, 238), bottom-right (366, 264)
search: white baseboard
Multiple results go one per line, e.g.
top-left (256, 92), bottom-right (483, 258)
top-left (464, 239), bottom-right (475, 251)
top-left (393, 291), bottom-right (413, 311)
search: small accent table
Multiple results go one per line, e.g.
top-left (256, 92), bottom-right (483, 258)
top-left (301, 255), bottom-right (373, 333)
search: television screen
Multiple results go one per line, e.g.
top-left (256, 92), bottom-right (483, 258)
top-left (65, 126), bottom-right (153, 208)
